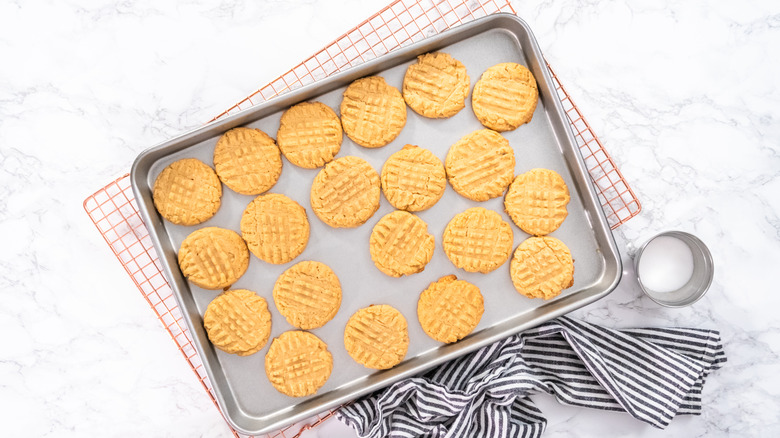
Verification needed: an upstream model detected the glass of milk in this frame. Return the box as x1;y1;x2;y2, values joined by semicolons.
633;231;714;307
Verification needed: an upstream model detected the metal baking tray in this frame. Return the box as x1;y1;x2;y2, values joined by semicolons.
131;13;621;435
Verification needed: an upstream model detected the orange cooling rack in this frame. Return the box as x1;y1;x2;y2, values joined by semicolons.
83;1;640;436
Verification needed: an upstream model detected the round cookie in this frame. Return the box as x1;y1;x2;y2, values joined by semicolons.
402;52;470;118
152;158;222;226
504;168;570;236
273;261;342;330
417;275;484;343
240;193;310;265
178;227;249;290
340;76;407;148
510;236;574;300
265;331;333;397
471;62;539;132
310;156;381;228
344;304;408;370
213;127;282;195
381;144;446;212
442;207;514;274
445;129;515;201
277;102;343;169
203;289;272;356
369;211;435;277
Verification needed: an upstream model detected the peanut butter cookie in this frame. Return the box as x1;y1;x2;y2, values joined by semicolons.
344;304;408;370
240;193;310;265
277;102;342;169
265;331;333;397
442;207;514;273
310;156;380;228
369;210;435;277
340;76;406;148
153;158;221;226
203;289;271;356
402;52;470;118
418;275;483;343
472;62;538;132
445;129;515;201
273;261;341;330
178;227;249;290
510;236;574;300
213;127;282;195
504;168;570;236
381;145;446;212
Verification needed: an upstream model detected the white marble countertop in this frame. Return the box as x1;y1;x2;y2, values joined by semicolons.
1;0;778;436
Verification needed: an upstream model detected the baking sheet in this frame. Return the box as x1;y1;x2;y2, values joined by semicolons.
131;14;621;435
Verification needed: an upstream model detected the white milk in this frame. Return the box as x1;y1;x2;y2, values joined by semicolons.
637;236;694;293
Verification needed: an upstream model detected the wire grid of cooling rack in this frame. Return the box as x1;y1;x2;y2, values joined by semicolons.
84;1;640;436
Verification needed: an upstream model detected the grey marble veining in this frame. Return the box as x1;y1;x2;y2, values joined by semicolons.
0;0;778;437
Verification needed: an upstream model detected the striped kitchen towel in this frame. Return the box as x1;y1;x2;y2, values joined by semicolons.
338;316;726;437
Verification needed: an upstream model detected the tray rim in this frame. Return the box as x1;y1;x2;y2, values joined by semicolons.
131;13;622;435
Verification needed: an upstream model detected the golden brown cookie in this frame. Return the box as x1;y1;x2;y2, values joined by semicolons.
442;207;514;273
240;193;309;265
213;127;282;195
344;304;408;369
152;158;222;226
417;275;484;343
369;211;435;277
203;289;272;356
445;129;515;201
510;236;574;300
472;62;538;132
277;102;343;169
504;168;570;236
178;227;249;290
265;331;333;397
310;156;380;228
273;261;342;330
381;144;446;212
402;52;470;118
340;76;407;148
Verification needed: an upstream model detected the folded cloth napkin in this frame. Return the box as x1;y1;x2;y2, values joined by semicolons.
338;316;726;438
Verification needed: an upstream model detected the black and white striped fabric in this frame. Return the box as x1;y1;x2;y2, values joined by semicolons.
338;316;726;438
